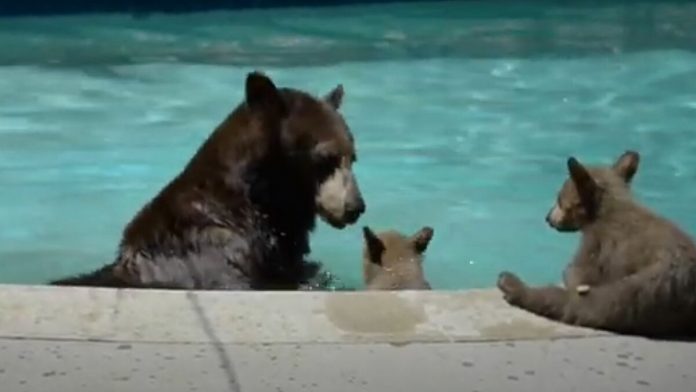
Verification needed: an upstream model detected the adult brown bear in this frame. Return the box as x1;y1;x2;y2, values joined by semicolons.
51;71;365;290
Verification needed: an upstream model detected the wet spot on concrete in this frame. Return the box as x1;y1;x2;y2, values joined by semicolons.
524;370;535;375
19;380;26;385
270;355;278;361
462;361;474;367
117;344;132;350
637;380;650;386
164;356;175;360
617;353;630;359
42;371;56;377
635;356;644;361
59;372;67;376
507;375;519;381
616;362;628;367
115;376;130;382
325;293;426;334
596;370;605;376
0;369;5;374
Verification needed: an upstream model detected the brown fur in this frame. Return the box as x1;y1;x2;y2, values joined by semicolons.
497;151;696;338
362;226;433;290
51;71;366;290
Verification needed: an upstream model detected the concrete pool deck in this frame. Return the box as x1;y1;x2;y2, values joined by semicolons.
0;284;694;391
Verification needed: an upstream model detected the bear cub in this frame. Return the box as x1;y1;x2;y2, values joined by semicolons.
498;150;696;338
361;226;434;290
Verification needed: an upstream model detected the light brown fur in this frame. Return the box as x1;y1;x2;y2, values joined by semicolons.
362;226;433;290
497;150;696;338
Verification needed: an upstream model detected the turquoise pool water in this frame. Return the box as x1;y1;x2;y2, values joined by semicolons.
2;1;696;289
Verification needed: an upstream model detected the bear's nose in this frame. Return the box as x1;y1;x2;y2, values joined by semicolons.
545;211;554;226
345;198;365;223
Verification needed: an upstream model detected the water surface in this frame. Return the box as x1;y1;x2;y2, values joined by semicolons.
1;1;696;289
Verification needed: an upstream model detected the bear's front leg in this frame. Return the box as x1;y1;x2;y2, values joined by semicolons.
497;271;571;322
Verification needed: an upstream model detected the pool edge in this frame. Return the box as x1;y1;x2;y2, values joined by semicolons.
0;284;608;344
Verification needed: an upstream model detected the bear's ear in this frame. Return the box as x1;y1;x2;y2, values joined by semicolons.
612;150;640;184
324;84;344;110
363;226;384;266
412;226;434;254
567;157;599;212
245;71;288;117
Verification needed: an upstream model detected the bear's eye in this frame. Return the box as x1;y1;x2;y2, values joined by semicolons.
313;153;340;177
324;155;341;169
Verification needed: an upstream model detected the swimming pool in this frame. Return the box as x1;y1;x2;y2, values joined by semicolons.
1;1;696;289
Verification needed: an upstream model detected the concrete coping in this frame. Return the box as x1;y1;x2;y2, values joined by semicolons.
0;284;607;345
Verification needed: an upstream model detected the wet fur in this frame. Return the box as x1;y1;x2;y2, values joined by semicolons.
498;151;696;338
362;226;433;290
51;72;363;290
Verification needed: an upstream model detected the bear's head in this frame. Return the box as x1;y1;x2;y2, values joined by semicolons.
244;71;365;229
546;150;640;232
361;226;434;290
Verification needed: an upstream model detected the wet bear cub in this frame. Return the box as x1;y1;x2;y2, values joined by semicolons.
497;151;696;338
361;226;434;290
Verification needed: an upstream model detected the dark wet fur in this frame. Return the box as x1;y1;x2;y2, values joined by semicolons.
498;151;696;339
51;72;359;291
51;264;126;288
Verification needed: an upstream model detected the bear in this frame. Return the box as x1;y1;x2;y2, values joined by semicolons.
51;71;366;290
497;150;696;338
361;226;434;290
